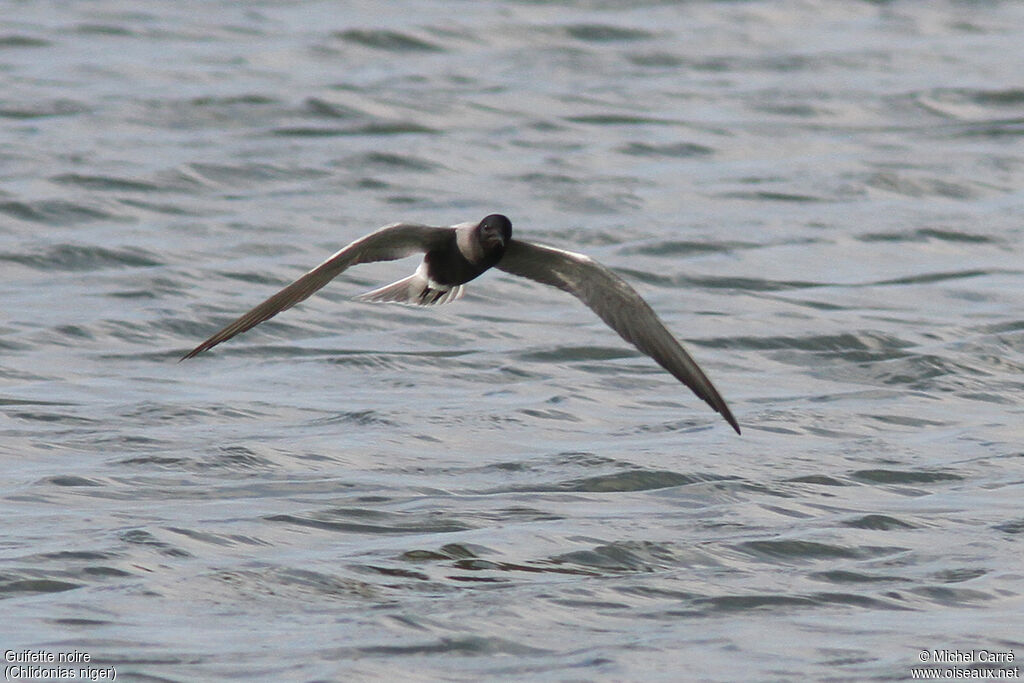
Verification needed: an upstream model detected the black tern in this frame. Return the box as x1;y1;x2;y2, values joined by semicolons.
182;214;740;433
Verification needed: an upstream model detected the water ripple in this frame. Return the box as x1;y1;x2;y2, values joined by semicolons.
0;199;118;225
2;244;161;271
333;29;445;53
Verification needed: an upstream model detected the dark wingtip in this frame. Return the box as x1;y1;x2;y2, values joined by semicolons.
712;397;741;435
726;414;741;435
178;343;209;362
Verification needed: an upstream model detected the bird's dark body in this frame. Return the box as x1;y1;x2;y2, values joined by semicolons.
425;213;511;285
424;236;493;286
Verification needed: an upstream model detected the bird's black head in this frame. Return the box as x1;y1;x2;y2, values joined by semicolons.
478;214;512;252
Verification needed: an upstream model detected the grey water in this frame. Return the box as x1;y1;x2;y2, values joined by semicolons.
2;1;1022;680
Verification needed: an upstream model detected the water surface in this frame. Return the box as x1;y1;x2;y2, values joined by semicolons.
2;1;1022;680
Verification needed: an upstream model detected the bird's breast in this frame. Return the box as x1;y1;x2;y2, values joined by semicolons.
424;248;492;286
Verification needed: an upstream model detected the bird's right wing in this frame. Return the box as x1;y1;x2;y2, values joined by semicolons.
181;223;450;360
497;239;739;433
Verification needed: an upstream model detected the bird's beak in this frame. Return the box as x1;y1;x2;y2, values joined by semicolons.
482;228;506;248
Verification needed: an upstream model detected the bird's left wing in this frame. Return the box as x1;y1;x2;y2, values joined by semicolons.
181;223;449;359
496;239;740;433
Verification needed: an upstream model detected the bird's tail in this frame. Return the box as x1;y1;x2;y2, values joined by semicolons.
356;272;464;306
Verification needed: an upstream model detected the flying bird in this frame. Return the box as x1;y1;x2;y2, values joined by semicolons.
182;214;740;433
